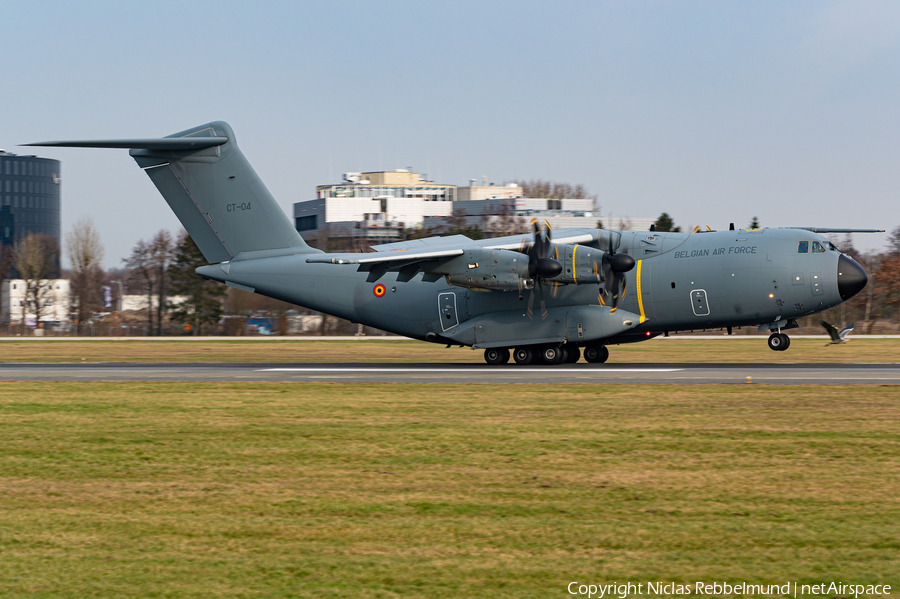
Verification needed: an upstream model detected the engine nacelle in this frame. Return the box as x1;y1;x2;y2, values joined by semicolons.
433;249;530;291
548;244;603;285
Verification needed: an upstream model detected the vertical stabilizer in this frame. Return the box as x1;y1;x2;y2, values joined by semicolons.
129;121;318;262
27;121;320;263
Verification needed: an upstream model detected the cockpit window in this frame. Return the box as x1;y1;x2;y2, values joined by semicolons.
798;241;809;253
812;241;825;253
827;241;838;251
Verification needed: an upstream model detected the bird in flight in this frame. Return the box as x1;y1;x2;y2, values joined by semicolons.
820;320;854;345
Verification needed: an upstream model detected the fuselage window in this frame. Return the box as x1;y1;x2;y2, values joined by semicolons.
812;241;825;253
798;241;809;253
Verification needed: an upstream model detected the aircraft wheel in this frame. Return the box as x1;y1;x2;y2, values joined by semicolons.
584;344;609;364
563;344;581;363
513;347;535;365
558;347;569;364
484;348;510;365
539;345;562;365
767;333;789;351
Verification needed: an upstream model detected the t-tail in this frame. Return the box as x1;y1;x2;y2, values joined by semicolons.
26;121;321;263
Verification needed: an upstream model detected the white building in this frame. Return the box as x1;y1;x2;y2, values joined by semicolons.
296;170;657;244
119;294;187;312
423;198;656;236
296;170;460;237
456;181;523;202
1;279;69;324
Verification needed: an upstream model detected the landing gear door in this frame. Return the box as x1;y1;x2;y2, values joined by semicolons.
438;292;459;331
566;307;586;341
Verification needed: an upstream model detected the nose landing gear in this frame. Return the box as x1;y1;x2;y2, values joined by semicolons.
583;344;609;363
767;333;791;351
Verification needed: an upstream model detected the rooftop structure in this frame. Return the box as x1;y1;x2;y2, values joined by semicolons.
316;170;456;202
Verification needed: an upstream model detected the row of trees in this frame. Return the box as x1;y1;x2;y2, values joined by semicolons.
4;220;226;335
651;213;761;233
838;228;900;333
120;228;226;335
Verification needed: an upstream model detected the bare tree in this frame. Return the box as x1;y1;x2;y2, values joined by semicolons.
66;217;105;334
12;234;59;328
887;225;900;257
150;230;175;335
510;179;599;203
124;239;155;334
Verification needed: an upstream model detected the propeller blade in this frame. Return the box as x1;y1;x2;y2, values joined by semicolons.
536;281;548;320
526;287;535;319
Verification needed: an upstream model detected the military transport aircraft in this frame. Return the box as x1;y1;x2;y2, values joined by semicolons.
27;121;880;365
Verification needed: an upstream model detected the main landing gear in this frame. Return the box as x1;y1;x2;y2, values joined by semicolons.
767;333;791;351
484;343;600;365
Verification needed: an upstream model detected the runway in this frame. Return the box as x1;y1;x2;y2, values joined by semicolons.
1;362;899;384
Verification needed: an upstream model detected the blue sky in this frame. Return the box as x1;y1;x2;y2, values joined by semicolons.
2;1;899;266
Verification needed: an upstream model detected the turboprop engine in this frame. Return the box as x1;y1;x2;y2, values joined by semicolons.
546;244;604;285
434;249;532;291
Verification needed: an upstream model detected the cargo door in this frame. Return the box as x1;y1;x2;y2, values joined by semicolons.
438;292;459;331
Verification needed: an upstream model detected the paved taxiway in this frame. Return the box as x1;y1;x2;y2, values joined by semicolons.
1;362;899;384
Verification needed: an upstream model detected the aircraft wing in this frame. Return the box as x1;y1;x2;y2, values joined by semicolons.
369;235;474;252
306;248;465;282
787;227;885;233
306;249;463;265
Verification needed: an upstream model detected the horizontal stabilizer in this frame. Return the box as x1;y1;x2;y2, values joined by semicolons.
23;137;227;151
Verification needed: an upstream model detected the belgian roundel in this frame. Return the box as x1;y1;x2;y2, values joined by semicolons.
373;284;386;297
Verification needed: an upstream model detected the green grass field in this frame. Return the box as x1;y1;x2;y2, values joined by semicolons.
0;336;898;363
0;382;897;597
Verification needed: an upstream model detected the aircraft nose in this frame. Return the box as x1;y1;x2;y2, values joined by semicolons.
837;254;867;301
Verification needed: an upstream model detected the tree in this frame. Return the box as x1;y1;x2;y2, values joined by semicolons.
749;216;760;229
150;230;175;335
12;233;59;327
886;225;900;257
509;179;601;213
65;217;105;334
879;256;900;326
167;233;226;335
124;239;155;333
510;179;598;202
653;213;681;232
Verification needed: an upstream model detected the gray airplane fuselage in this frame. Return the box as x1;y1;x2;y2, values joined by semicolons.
198;226;861;346
27;120;869;352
